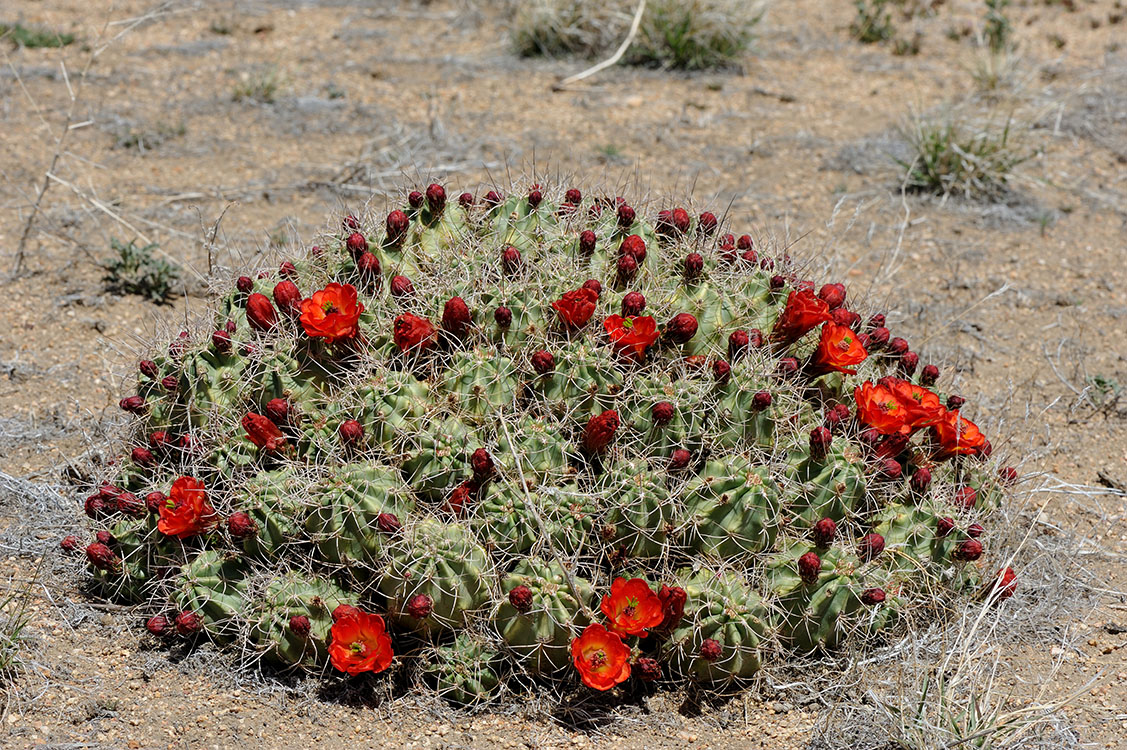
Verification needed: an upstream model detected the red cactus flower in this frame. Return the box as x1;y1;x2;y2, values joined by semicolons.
299;283;364;344
604;315;659;360
931;409;987;459
808;323;868;375
582;410;619;453
242;412;287;452
393;313;438;353
989;567;1018;600
571;623;631;691
328;608;394;675
770;289;832;346
157;476;217;539
854;381;912;436
601;577;664;637
552;287;599;330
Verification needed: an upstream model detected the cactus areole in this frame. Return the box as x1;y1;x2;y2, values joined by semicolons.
82;180;1015;702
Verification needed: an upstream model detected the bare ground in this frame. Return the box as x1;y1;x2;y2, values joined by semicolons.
1;0;1126;747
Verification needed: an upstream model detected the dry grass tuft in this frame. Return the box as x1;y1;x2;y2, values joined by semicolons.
510;0;768;70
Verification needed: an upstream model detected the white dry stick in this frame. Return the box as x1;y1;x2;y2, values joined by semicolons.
552;0;647;91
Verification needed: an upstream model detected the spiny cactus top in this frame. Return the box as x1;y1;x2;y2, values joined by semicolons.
80;181;1019;704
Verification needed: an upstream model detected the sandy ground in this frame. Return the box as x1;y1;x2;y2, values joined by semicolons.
1;0;1126;747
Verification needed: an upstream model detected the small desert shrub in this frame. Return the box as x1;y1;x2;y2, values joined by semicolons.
114;121;186;152
896;107;1033;199
511;0;767;70
100;238;181;303
232;67;284;104
851;0;895;43
0;22;75;48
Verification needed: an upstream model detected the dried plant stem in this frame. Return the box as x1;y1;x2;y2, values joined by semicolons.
552;0;647;91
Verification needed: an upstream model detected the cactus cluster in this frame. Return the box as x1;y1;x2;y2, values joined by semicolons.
77;180;1018;704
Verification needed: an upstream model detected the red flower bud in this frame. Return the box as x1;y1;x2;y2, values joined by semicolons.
471;448;495;482
345;232;368;257
242;412;287;452
332;604;360;622
727;330;750;361
619;234;646;262
531;350;555;375
501;245;521;275
798;551;822;584
946;395;966;410
776;357;799;378
657;585;687;632
920;364;939;386
578;230;597;256
442;296;473;338
899;351;919;377
621;291;646;316
146;615;172;637
406;593;434;620
664;313;698;345
565;188;582;204
812;517;837;547
339;419;364;448
145;491;166;513
700;638;722;662
869;326;891;349
999;466;1018;485
459;192;475;208
652;401;675;426
393;312;437;352
343;215;360;231
356;252;381;287
877;458;903;480
860;533;885;560
809;426;832;461
446;481;473;515
273;280;302;315
669;448;692;472
174;610;203;636
527;187;542;208
86;542;118;571
408;190;424;209
119;396;145;414
954;486;977;509
617;203;635;228
713;358;731;384
508;585;534;613
139;360;159;379
698;212;718;235
582;410;619;453
818;283;847;310
246;293;278;332
635;657;662;682
60;535;80;553
751;390;772;411
131;446;156;467
265;398;289;424
289;615;312;638
582;278;602;297
390;275;415;298
684;252;704;281
831;307;861;329
737;234;753;250
160;375;179;393
376;513;402;534
888;337;909;356
386;210;409;245
936;517;956;537
494;306;512;328
227;511;257;540
482;190;501;208
954;539;983;561
861;588;886;605
967;523;984;538
671;207;691;234
279;261;297;278
910;467;932;494
425;183;446;214
212;329;232;353
236;275;254;294
96;530;113;545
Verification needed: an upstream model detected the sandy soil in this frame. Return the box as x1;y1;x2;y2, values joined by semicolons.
1;0;1126;747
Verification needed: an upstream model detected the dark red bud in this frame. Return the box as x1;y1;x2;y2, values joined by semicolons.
582;278;602;297
531;350;555;375
406;593;434;620
96;530;113;545
386;210;410;244
911;467;932;494
85;542;117;571
246;293;278;333
699;638;722;662
408;190;424;209
212;329;232;353
338;419;364;447
946;395;966;411
442;296;472;337
501;245;522;275
289;615;311;638
861;588;887;605
139;360;158;379
131;446;156;467
751;391;772;411
920;364;939;386
146;615;172;637
278;261;297;278
878;458;903;481
459;192;475;208
776;357;799;379
119;396;146;414
728;329;749;361
616;253;638;281
936;516;956;537
809;426;832;461
273;280;302;315
798;551;822;584
227;511;257;540
508;585;534;613
565;188;582;204
345;232;368;257
669;448;692;472
145;491;165;513
999;466;1018;485
621;291;646;316
376;513;402;534
635;657;662;682
527;188;542;208
697;212;718;235
617;203;635;228
482;190;501;208
967;523;985;538
652;401;675;426
860;533;885;560
471;447;495;482
955;539;983;561
888;337;909;356
356;252;381;286
684;252;704;281
174;610;203;636
664;313;698;345
578;230;597;256
494;306;512;329
812;517;837;547
425;183;446;214
869;327;890;348
954;486;977;509
899;351;919;376
60;535;80;552
818;283;847;310
390;275;414;298
712;359;731;385
868;314;886;329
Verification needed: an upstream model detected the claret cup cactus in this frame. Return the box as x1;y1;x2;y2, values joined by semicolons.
78;180;1019;702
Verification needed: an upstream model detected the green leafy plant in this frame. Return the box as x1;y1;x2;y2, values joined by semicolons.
984;0;1011;54
232;67;284;104
852;0;895;43
0;22;75;48
100;238;181;303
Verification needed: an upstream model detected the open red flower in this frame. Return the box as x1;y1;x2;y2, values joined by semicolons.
328;608;393;675
600;577;664;637
888;378;944;430
604;315;659;359
855;381;911;435
393;313;438;353
242;412;287;452
552;287;599;329
770;289;832;346
300;283;364;343
808;323;867;375
157;476;217;539
931;409;987;459
571;623;631;691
